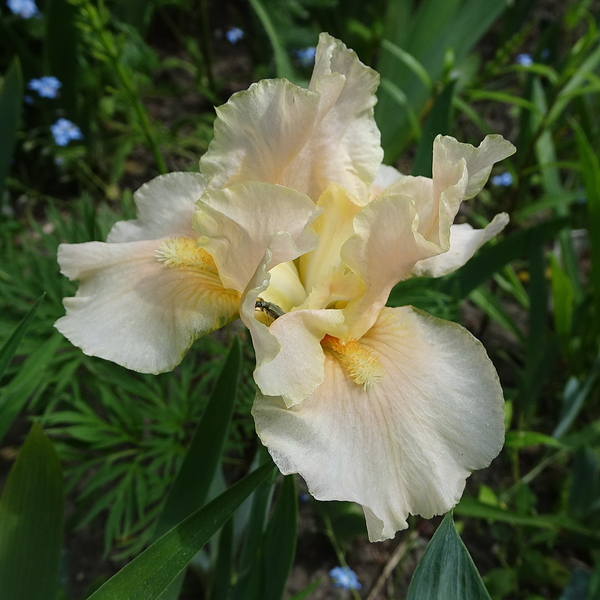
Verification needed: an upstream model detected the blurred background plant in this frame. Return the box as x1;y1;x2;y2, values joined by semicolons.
1;0;600;599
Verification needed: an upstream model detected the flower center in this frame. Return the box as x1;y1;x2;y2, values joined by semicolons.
321;334;383;389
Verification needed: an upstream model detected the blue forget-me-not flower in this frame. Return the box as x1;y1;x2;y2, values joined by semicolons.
51;118;83;146
225;27;244;44
516;53;533;67
491;172;513;187
329;566;362;590
7;0;39;18
295;47;317;67
29;76;62;99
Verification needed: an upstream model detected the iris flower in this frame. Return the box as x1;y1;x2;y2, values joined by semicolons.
56;33;515;541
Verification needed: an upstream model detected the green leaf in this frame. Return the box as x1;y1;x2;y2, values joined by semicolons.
155;337;242;537
0;423;64;600
208;517;234;600
455;497;600;539
406;512;491;600
260;475;298;600
0;295;44;381
230;448;277;600
247;0;296;81
155;338;241;600
412;80;456;178
376;0;508;161
504;431;565;450
549;254;574;347
0;57;23;204
88;462;275;600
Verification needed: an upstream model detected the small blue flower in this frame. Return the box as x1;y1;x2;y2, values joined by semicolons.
329;566;361;590
226;27;244;44
51;118;83;146
29;76;62;99
516;53;533;67
491;172;513;187
7;0;39;18
295;47;316;68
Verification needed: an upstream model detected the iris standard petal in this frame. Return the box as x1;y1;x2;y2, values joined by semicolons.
200;35;381;202
253;306;505;542
108;172;206;243
340;193;436;338
194;181;320;293
56;239;240;373
435;134;517;199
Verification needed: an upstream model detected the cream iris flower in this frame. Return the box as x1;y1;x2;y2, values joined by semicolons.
56;33;515;542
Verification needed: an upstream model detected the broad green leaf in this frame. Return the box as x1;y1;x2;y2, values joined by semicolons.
380;39;433;92
412;80;456;178
406;513;491;600
247;0;296;81
0;423;64;600
0;57;23;203
46;0;79;119
88;462;275;600
208;518;234;600
0;295;44;381
155;338;242;537
230;448;277;600
260;475;298;600
155;338;242;600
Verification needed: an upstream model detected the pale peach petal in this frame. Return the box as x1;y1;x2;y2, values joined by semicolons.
55;239;239;373
370;164;403;200
107;172;205;243
411;213;509;277
340;193;436;338
200;34;381;202
194;181;320;293
253;306;505;541
436;134;516;199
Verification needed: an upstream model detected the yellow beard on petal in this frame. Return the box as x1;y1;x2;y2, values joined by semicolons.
156;237;217;270
156;237;241;319
321;334;384;390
